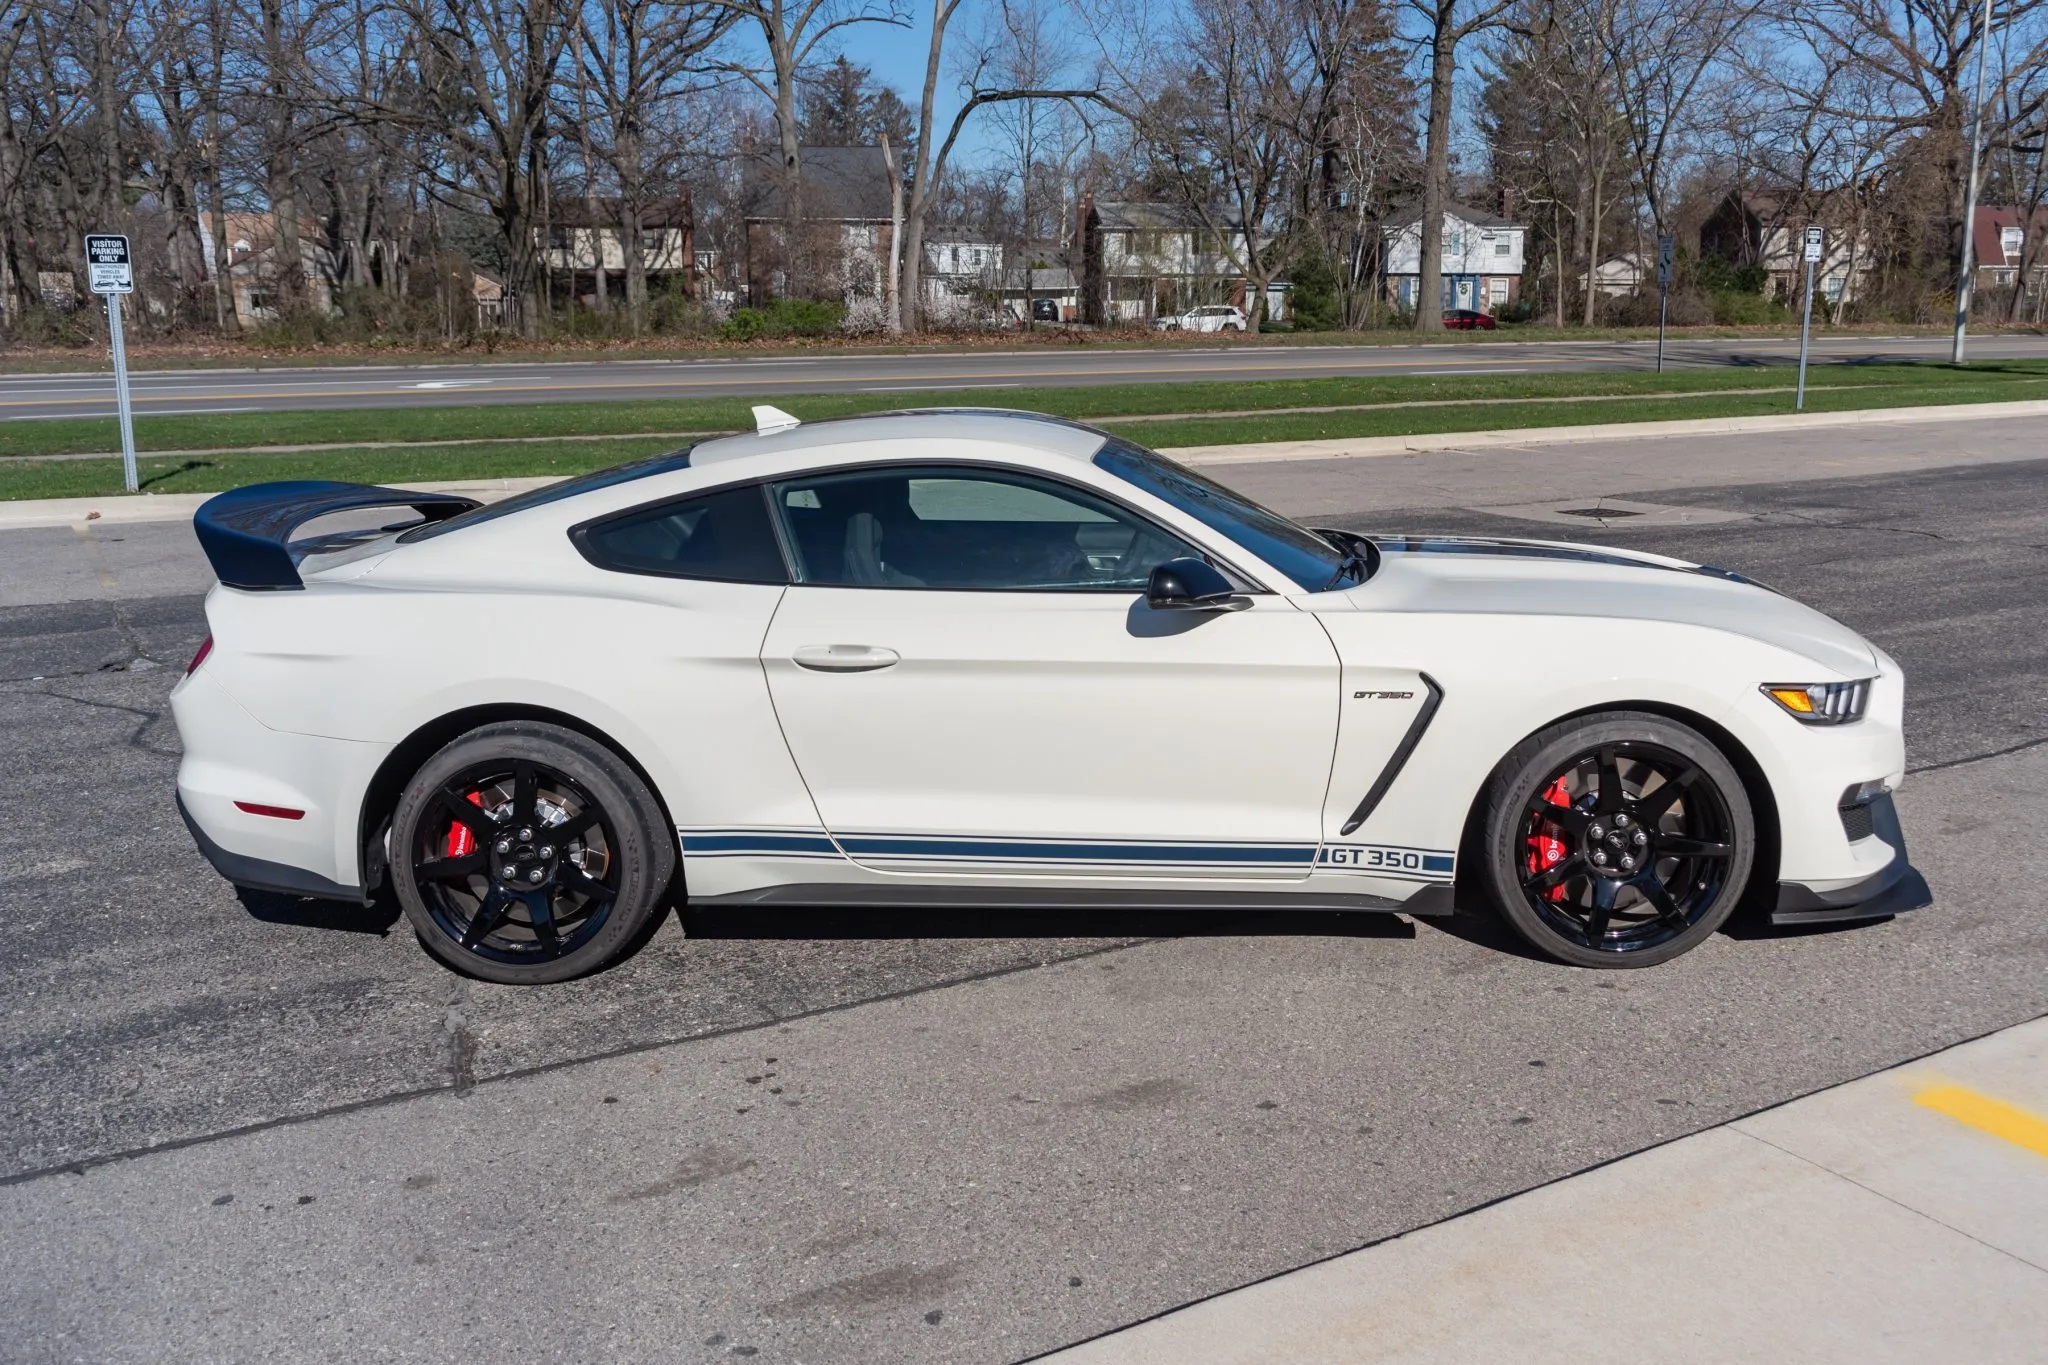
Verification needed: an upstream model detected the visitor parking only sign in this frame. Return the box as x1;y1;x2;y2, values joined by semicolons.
86;234;133;294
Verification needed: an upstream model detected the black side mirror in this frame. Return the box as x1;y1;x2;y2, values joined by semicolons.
1146;557;1240;610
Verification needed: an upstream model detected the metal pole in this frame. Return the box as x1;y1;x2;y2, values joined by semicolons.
1656;284;1669;372
1797;254;1816;411
108;293;138;493
1952;0;1996;363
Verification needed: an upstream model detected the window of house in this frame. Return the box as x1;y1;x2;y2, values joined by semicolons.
574;483;787;584
2002;226;2025;258
1494;239;1512;256
768;466;1200;592
548;226;572;250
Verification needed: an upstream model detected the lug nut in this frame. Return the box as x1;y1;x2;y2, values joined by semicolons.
1633;830;1648;847
538;845;554;859
1591;850;1609;867
1614;813;1630;828
500;864;517;879
494;839;512;855
526;868;546;884
1588;823;1605;840
518;827;534;841
1620;855;1637;871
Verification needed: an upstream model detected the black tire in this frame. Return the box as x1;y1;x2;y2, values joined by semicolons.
389;721;675;985
1476;712;1755;969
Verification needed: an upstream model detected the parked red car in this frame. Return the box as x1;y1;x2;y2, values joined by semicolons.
1443;309;1498;330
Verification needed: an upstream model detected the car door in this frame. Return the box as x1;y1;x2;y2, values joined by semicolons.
757;463;1343;880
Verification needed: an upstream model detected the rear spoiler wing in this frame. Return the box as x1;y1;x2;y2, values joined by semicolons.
193;480;480;590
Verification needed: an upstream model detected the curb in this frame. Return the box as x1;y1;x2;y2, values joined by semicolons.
1167;397;2048;465
5;397;2044;530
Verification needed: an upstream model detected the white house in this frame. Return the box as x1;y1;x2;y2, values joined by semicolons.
1079;201;1285;324
1381;202;1527;315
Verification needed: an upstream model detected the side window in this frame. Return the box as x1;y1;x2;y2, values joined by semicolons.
769;465;1200;591
575;484;787;584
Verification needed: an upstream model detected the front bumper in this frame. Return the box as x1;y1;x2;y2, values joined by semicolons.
1771;792;1930;927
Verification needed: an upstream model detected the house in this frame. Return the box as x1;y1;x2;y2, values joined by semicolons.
540;196;695;308
998;241;1080;321
201;211;339;328
1078;200;1285;325
1583;252;1650;297
1970;205;2048;291
1379;202;1526;314
741;145;897;305
1699;190;1871;305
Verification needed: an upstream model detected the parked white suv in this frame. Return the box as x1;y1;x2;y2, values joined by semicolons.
1153;305;1247;333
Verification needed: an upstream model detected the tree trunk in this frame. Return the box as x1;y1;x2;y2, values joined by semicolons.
1552;201;1565;329
1413;16;1457;331
1582;166;1603;328
881;133;903;334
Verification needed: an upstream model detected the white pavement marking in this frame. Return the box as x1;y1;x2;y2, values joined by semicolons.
1040;1016;2048;1365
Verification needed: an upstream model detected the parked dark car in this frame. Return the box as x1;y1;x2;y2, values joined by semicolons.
1031;298;1061;321
1443;309;1498;330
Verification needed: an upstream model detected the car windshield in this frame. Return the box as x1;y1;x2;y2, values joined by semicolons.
1094;438;1354;591
397;447;695;542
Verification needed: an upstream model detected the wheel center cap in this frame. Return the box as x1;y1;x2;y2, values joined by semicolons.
1583;814;1650;875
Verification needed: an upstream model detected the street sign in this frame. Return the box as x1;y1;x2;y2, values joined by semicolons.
1804;226;1824;263
86;234;133;294
1797;229;1822;411
87;233;140;491
1656;235;1674;287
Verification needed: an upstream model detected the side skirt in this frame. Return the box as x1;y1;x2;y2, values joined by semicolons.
690;882;1452;915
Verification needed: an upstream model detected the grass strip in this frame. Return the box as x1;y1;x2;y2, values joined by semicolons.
7;359;2046;459
7;378;2045;501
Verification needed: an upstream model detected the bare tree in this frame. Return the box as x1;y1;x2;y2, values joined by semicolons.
1409;0;1515;329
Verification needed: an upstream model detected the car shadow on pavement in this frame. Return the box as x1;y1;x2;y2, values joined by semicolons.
677;904;1417;943
236;886;402;936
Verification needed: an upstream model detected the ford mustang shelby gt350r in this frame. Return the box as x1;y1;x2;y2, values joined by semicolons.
172;408;1928;983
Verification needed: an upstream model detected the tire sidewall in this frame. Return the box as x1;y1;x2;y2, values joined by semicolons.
1481;713;1756;969
390;722;675;985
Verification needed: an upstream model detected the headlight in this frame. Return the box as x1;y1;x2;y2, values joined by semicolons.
1762;679;1873;724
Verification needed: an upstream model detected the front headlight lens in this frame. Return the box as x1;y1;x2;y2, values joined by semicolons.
1763;679;1873;724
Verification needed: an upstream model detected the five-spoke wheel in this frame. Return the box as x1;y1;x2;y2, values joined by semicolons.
390;721;674;984
1479;712;1755;968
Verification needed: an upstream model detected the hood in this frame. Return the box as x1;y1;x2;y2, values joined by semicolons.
1348;534;1878;678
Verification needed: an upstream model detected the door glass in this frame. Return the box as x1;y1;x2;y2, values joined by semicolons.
770;466;1197;591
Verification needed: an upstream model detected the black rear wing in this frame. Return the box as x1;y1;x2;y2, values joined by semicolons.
193;481;480;590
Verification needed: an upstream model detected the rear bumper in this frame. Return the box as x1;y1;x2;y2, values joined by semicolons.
1771;792;1929;927
177;794;369;903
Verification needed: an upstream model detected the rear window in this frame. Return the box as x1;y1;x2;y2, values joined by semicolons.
398;448;694;543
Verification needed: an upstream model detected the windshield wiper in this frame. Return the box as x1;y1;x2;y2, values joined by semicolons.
1317;529;1379;591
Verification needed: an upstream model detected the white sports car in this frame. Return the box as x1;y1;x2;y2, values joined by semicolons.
172;408;1927;984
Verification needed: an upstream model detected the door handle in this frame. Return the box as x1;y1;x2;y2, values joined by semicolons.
792;644;901;673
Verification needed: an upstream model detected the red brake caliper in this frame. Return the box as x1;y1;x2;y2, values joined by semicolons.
1527;777;1573;902
445;791;485;858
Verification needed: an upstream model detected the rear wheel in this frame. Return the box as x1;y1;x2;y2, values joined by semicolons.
390;721;674;984
1477;712;1755;968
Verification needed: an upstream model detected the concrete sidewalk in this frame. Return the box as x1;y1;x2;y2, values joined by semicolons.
1040;1016;2048;1364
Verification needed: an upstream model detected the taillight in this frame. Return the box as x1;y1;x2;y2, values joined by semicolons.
187;635;214;675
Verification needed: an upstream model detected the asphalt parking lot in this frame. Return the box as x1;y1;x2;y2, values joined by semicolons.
2;418;2045;1362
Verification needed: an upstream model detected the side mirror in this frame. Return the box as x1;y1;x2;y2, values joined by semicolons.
1146;557;1240;610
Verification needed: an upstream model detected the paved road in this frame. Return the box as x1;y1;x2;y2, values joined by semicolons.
7;332;2048;420
2;418;2045;1362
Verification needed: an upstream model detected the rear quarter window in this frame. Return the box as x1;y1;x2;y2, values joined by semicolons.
574;484;788;584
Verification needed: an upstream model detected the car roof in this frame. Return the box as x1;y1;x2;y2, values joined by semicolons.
689;408;1115;468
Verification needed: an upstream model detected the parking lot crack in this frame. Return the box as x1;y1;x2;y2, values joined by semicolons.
1909;734;2048;775
442;977;478;1093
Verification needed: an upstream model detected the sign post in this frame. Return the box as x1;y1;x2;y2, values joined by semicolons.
1655;235;1674;373
1796;226;1822;413
86;234;138;494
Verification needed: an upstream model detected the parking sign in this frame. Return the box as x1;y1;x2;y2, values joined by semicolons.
86;234;133;294
1804;226;1824;263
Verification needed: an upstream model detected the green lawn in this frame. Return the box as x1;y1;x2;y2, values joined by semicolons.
8;359;2048;460
7;360;2045;500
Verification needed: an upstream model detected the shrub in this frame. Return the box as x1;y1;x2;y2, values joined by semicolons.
718;297;845;341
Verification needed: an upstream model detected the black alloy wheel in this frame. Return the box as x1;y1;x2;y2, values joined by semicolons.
1479;712;1756;969
390;721;674;984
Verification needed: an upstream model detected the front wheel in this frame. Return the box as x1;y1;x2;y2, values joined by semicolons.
1476;712;1755;968
389;721;675;984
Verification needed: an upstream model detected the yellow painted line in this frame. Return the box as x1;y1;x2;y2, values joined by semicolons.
1915;1083;2048;1159
0;355;1602;409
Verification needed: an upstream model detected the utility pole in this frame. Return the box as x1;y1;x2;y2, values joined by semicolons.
1952;0;1996;363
